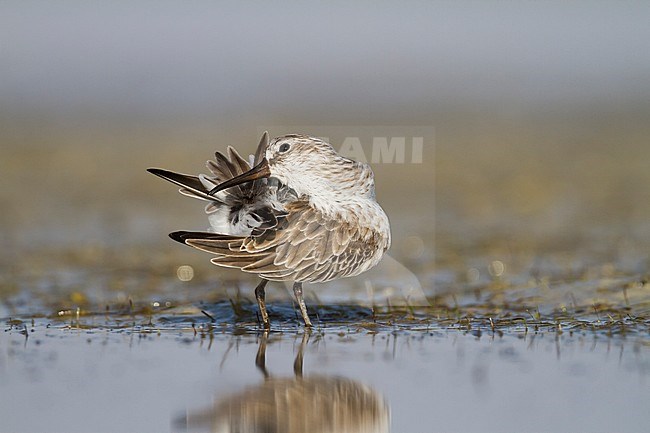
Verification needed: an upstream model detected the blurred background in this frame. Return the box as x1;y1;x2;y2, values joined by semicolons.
1;1;649;311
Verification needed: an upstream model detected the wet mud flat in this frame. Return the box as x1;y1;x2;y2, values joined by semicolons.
2;291;650;433
2;115;650;432
2;219;650;433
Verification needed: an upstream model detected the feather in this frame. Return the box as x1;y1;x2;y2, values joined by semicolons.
149;133;391;284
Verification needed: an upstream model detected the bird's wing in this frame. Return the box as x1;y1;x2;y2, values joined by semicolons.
147;168;220;202
253;131;269;165
205;146;256;198
204;132;269;198
171;201;383;283
148;145;259;203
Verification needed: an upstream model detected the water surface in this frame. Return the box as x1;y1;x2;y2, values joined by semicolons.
2;320;648;433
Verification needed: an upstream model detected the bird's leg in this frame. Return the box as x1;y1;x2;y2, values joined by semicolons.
292;282;313;327
254;279;270;329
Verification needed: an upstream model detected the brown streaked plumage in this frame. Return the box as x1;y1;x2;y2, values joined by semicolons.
147;132;391;327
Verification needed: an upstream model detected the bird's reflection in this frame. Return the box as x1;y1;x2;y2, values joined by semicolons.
175;331;390;433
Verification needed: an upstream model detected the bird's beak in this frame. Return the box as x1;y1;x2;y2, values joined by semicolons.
208;158;271;196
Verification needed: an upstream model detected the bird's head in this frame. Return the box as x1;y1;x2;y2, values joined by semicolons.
209;134;375;201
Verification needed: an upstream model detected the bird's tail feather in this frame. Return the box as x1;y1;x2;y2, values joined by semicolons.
147;134;269;203
147;132;274;236
146;168;221;203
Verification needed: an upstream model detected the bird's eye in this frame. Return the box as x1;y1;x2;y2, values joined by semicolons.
279;143;291;153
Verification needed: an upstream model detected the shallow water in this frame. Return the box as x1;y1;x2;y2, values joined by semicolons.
2;120;650;432
2;124;650;432
2;320;648;433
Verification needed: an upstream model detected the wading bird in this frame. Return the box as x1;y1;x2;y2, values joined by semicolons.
148;132;390;327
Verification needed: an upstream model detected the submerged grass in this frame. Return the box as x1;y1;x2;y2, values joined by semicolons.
2;240;648;342
4;289;649;343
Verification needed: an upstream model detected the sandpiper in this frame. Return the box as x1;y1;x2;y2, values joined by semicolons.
148;132;391;327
